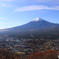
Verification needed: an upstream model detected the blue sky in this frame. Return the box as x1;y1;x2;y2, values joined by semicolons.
0;0;59;29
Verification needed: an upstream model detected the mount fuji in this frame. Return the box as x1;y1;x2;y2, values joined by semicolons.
0;18;59;38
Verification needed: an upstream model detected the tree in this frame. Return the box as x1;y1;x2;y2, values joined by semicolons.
44;50;58;59
28;52;43;59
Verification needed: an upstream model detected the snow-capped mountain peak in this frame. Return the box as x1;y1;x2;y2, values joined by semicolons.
33;18;43;22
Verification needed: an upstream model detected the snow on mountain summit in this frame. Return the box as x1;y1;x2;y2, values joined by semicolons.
33;18;43;22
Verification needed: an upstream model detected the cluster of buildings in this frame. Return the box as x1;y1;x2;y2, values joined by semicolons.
0;35;59;54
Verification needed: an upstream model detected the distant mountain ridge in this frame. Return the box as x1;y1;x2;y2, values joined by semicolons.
0;18;59;38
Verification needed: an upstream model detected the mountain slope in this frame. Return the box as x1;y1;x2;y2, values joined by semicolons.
11;18;58;30
0;18;59;38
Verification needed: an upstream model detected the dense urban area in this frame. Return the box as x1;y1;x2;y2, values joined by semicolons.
0;35;59;59
0;35;59;55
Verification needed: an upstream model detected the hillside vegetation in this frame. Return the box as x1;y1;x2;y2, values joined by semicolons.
0;49;59;59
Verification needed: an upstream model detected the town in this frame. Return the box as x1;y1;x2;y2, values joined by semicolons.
0;35;59;55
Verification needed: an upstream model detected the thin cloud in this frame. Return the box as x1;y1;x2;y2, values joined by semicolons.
3;0;13;1
1;3;11;7
0;17;7;19
0;0;13;2
14;5;59;12
37;0;52;2
37;0;59;3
